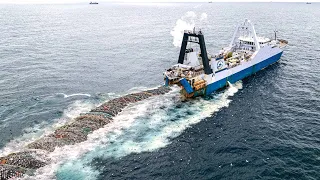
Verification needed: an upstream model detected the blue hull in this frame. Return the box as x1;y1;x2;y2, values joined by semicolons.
204;51;283;96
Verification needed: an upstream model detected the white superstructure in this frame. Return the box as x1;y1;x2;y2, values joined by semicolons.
164;19;287;98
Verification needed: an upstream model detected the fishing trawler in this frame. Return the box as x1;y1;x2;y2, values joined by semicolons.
164;19;288;98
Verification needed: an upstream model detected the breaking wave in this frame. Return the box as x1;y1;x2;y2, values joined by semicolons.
171;11;208;47
56;93;92;98
20;81;242;180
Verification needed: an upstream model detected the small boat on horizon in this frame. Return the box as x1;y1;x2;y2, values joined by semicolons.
306;2;311;4
89;2;98;4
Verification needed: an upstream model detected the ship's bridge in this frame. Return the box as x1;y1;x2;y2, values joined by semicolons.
236;36;271;51
239;36;270;44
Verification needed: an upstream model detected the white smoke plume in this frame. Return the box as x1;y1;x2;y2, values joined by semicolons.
200;13;208;22
170;11;208;47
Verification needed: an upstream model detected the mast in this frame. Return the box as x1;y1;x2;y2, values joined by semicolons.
229;19;260;51
229;24;240;48
247;19;260;50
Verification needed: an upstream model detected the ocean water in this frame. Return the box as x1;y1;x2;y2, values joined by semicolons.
0;2;319;180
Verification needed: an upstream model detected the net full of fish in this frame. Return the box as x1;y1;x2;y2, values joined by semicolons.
0;86;171;180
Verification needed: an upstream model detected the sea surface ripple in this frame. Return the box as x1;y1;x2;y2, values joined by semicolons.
0;2;319;180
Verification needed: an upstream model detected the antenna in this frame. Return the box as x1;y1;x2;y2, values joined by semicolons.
274;30;278;41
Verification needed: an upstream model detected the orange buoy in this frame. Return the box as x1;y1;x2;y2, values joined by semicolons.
0;159;7;164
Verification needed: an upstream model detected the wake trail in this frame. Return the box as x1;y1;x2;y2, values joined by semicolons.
0;100;96;158
25;82;242;180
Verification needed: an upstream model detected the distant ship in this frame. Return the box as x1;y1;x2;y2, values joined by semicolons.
306;2;311;4
164;19;288;98
89;2;98;4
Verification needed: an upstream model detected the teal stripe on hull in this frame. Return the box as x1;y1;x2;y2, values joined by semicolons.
204;51;283;96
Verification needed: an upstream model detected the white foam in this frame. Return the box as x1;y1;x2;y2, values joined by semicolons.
20;90;163;180
26;82;242;180
0;100;96;157
127;86;150;93
56;93;91;98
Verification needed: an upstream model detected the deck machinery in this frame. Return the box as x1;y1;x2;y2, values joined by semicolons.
164;19;287;98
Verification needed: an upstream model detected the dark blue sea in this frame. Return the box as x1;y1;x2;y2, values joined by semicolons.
0;2;319;180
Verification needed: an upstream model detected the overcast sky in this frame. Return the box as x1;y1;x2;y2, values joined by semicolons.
0;0;317;4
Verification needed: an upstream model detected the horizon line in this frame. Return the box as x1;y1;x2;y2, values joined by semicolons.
0;1;318;4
